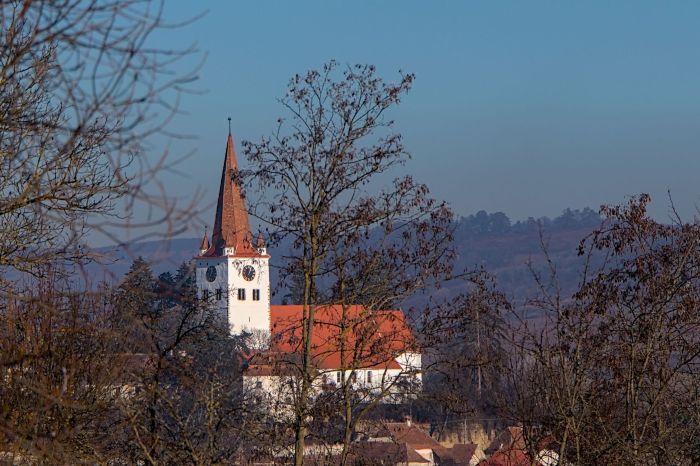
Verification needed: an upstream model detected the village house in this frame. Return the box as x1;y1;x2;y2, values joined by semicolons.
478;426;559;466
246;418;479;465
350;418;479;466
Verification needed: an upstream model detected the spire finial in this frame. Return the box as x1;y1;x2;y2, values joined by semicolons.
228;117;231;135
199;224;211;252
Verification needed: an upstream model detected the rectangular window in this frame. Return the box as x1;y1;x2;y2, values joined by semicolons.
336;371;341;384
216;288;222;301
238;288;246;300
367;371;373;384
202;289;209;301
253;289;260;301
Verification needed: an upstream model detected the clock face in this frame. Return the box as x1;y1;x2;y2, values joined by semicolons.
206;265;217;282
242;265;256;281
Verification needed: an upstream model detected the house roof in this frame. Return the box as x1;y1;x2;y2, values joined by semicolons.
349;441;431;464
358;423;476;466
268;304;417;370
199;231;210;251
434;443;478;466
379;422;443;450
478;449;535;466
244;305;417;375
486;426;525;454
481;426;551;466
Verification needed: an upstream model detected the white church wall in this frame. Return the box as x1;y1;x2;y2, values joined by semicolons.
396;351;423;384
194;254;271;336
195;257;229;320
243;363;421;412
226;256;270;334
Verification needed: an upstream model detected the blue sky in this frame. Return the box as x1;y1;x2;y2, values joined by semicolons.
150;1;700;234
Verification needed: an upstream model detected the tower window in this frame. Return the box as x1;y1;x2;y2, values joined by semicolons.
367;371;373;384
237;288;246;300
253;289;260;301
216;288;222;301
336;371;341;384
202;289;209;301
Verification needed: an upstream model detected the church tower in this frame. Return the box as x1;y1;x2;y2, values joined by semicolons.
194;129;270;336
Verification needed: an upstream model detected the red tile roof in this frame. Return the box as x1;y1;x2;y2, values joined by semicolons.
349;441;431;464
267;304;417;371
202;132;255;257
199;231;210;251
435;442;478;466
380;422;442;450
478;449;534;466
354;423;476;466
481;426;551;466
486;426;526;453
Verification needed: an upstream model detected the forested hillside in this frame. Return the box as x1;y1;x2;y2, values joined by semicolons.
447;207;602;304
100;207;603;305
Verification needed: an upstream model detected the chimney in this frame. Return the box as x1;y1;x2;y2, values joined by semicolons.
404;415;412;427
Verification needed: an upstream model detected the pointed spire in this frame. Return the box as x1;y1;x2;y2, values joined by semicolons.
199;226;210;251
210;129;252;255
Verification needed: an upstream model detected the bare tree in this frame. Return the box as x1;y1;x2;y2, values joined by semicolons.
0;2;205;462
111;258;252;465
419;272;509;426
505;194;700;465
0;272;125;463
0;0;200;277
243;60;455;465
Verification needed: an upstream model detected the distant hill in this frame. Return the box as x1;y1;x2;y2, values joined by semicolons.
94;208;602;305
89;237;203;283
447;207;601;305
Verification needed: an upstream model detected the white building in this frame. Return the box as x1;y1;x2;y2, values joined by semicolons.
195;130;421;402
194;130;270;335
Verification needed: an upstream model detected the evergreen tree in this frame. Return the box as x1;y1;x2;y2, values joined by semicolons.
117;257;155;314
113;257;156;353
155;271;176;308
173;261;197;305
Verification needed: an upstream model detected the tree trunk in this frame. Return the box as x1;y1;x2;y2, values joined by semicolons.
294;229;319;466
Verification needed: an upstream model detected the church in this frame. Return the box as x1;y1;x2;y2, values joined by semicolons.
194;130;421;399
